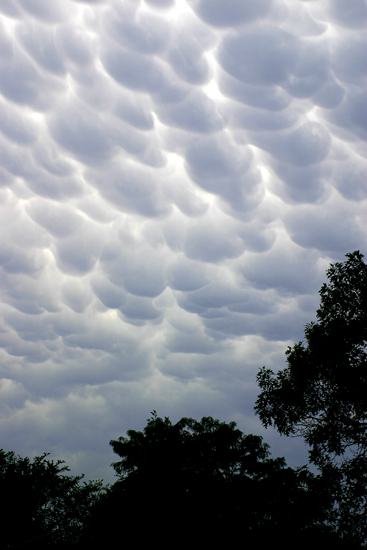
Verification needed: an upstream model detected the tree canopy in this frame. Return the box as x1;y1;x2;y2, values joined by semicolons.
78;412;347;547
0;450;103;549
255;250;367;543
2;251;366;547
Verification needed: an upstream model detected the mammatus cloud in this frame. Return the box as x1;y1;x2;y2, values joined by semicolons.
0;0;366;482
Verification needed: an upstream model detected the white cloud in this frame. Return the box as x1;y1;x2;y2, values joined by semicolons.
0;0;366;483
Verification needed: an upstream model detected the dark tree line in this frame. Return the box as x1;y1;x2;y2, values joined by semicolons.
255;250;367;544
0;450;102;549
1;251;366;548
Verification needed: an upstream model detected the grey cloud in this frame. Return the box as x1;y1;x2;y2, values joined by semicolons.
281;4;327;37
26;200;85;239
91;275;127;309
0;0;22;17
137;144;167;168
328;0;367;29
0;332;52;363
0;168;14;188
283;40;329;99
175;292;209;315
0;46;57;109
16;21;65;75
203;306;311;342
162;177;209;218
345;91;367;135
184;282;254;310
270;161;332;203
0;379;29;412
55;239;102;276
1;271;53;315
87;162;170;217
54;224;105;275
16;0;71;23
156;91;223;133
3;308;58;343
185;134;252;181
227;103;299;132
144;0;175;8
114;94;154;130
61;280;94;314
1;0;367;486
0;18;14;57
48;100;114;165
165;331;219;354
119;295;162;321
67;67;114;108
153;77;191;106
227;291;277;315
71;0;105;4
0;137;35;179
218;70;292;111
239;246;323;296
103;114;151;155
49;310;89;339
0;100;38;144
32;139;75;177
102;244;167;298
0;245;45;276
101;44;166;93
56;25;94;67
146;213;188;252
166;32;211;85
103;5;170;54
218;26;299;87
251;121;331;167
1;289;44;316
189;0;271;27
1;197;48;274
76;196;119;224
167;256;209;292
218;25;329;99
61;326;133;354
323;91;367;142
184;136;265;212
184;216;245;263
331;36;367;86
332;159;367;201
236;219;275;253
0;263;61;314
284;204;367;254
312;79;345;109
26;173;85;201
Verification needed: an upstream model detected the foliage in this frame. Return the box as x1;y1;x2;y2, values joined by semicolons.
255;251;367;543
0;450;103;549
81;413;341;547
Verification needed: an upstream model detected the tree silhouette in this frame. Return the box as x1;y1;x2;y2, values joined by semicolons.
83;413;342;547
0;450;102;549
255;251;367;544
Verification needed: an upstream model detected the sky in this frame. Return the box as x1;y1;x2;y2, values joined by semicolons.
0;0;366;484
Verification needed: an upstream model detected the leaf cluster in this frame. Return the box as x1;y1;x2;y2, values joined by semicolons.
0;450;103;549
84;412;337;547
255;251;367;543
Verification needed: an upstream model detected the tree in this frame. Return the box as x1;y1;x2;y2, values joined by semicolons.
255;251;367;543
84;413;341;547
0;450;103;549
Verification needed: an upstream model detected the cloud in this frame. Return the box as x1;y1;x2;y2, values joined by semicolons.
0;0;366;484
189;0;272;27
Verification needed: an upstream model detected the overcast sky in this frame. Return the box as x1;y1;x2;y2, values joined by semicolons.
1;0;366;483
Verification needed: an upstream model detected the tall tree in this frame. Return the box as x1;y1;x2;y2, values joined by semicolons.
0;450;103;549
84;413;340;547
255;251;367;543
